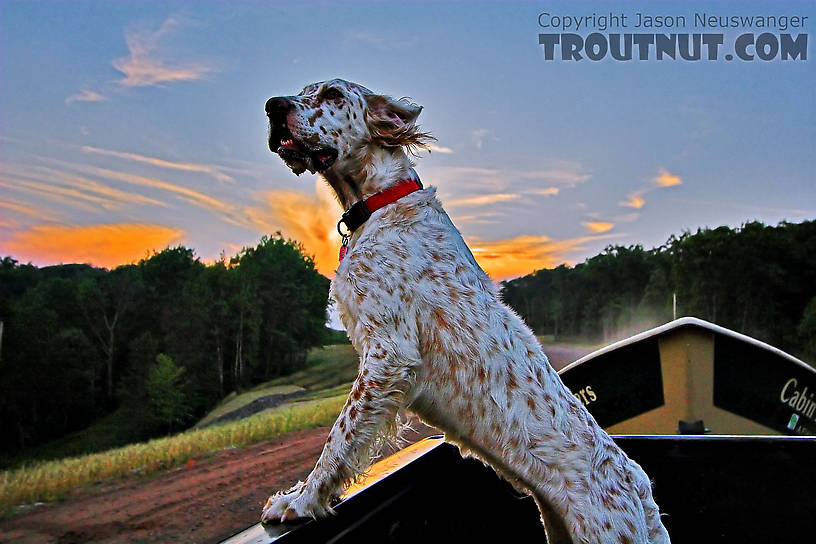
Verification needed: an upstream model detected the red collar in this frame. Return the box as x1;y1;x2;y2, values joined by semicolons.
337;177;423;261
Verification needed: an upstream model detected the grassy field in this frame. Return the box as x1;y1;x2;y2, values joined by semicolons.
194;384;305;428
195;344;359;428
266;344;359;391
0;344;359;513
0;394;346;511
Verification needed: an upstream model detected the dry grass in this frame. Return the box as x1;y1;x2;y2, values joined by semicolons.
0;394;346;509
1;343;360;512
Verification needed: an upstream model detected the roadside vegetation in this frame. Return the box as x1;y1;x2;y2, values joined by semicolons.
0;343;359;513
0;394;346;512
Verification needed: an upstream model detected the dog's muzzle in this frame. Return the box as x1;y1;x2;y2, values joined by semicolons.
265;97;338;172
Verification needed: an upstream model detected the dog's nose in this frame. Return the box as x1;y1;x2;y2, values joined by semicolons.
265;97;292;117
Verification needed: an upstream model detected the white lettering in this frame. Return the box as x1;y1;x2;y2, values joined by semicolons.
781;378;797;402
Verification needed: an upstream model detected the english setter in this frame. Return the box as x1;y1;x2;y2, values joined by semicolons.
261;79;670;544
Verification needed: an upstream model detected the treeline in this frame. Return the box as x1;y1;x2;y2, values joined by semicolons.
0;235;331;457
501;221;816;363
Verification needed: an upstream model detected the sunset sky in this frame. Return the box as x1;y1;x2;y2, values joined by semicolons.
1;0;814;281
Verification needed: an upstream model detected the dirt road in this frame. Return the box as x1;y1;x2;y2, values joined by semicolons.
0;427;331;544
0;421;443;544
0;345;589;544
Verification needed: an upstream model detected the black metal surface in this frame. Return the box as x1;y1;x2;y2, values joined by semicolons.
231;435;816;544
714;335;816;435
559;338;664;427
270;441;545;543
618;435;816;542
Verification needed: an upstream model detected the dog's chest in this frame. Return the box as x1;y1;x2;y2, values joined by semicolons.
330;203;451;339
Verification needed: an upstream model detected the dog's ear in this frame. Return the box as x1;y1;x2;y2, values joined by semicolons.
364;94;434;152
365;94;422;126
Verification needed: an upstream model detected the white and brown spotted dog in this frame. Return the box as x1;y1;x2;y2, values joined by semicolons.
261;78;670;544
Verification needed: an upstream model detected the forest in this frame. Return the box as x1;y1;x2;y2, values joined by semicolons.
501;220;816;364
0;235;330;461
2;220;815;464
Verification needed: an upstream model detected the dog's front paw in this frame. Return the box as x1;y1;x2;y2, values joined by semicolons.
261;481;330;524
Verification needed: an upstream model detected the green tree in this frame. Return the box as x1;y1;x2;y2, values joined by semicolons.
234;234;330;381
117;331;160;426
145;354;191;433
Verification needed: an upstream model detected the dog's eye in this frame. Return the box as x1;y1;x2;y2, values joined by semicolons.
323;88;343;100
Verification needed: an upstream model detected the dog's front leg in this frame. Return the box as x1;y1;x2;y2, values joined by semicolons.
261;338;417;523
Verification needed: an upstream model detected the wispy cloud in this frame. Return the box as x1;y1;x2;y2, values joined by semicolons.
113;16;215;87
472;128;490;149
84;165;239;220
620;168;683;210
622;192;646;209
0;199;58;222
654;169;682;187
65;89;107;104
81;146;234;183
516;168;592;188
32;157;245;226
2;164;167;212
451;212;501;225
468;232;621;280
527;187;560;196
427;143;454;154
430;162;591;205
430;166;506;191
1;177;97;213
447;193;520;208
583;221;614;233
1;223;184;268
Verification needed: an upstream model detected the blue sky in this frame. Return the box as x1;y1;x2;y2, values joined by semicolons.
1;0;813;279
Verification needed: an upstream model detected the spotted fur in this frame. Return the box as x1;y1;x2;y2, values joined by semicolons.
261;79;670;544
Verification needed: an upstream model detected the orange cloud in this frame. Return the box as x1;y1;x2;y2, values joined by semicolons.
451;211;500;225
468;233;619;280
654;169;682;187
447;193;520;207
242;180;623;280
582;221;614;233
244;181;341;277
2;223;184;269
528;187;560;196
623;193;645;209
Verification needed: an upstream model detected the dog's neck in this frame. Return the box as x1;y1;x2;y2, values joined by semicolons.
321;146;416;211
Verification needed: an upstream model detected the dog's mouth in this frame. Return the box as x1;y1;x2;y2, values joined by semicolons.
269;124;338;174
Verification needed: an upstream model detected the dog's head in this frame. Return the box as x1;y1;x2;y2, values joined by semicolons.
265;78;431;176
